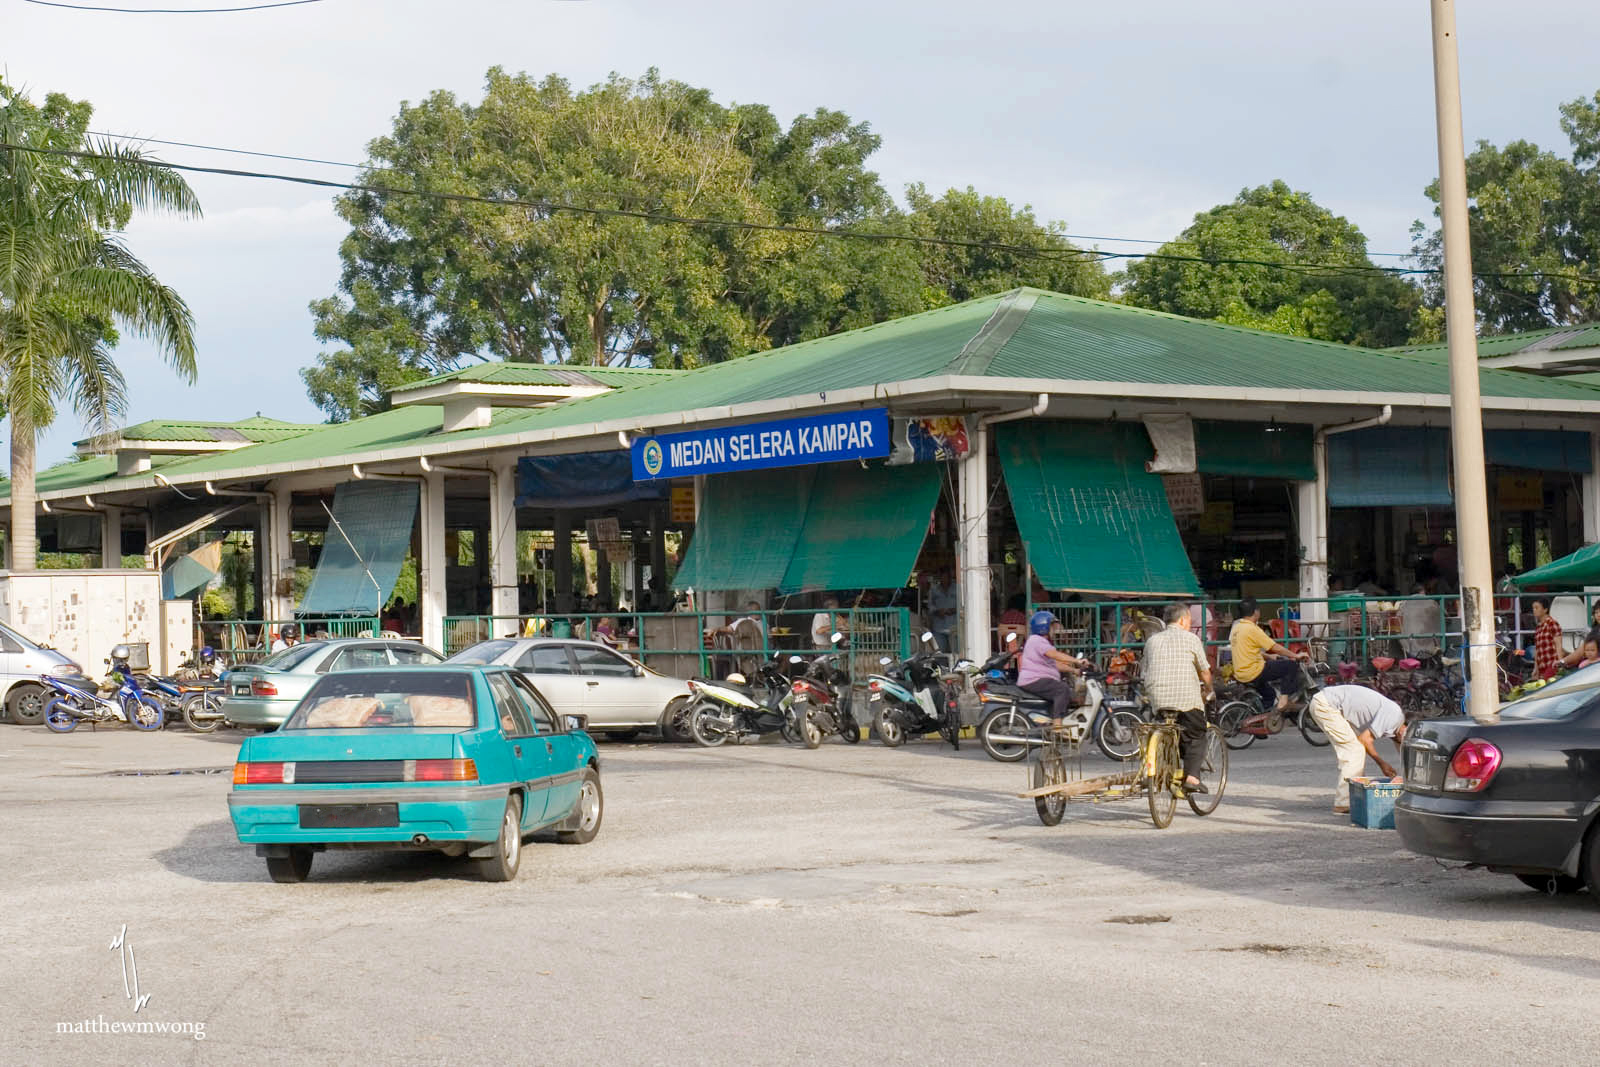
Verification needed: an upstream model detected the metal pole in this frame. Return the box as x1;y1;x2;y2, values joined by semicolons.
1430;0;1498;724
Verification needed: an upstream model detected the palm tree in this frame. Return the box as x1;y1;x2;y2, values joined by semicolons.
0;83;200;569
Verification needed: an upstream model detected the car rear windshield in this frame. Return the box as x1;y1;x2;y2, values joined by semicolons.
1502;670;1600;721
282;671;476;730
259;642;327;671
445;640;515;665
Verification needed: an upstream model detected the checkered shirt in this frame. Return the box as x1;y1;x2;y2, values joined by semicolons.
1535;615;1563;679
1142;626;1208;712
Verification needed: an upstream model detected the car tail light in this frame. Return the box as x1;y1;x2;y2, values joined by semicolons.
407;759;477;782
251;678;278;697
233;761;293;785
1445;738;1502;792
686;679;699;693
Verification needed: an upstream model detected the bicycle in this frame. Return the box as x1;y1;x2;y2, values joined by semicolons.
1020;708;1227;829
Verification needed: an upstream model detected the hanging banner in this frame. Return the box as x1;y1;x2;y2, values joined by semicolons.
670;485;696;523
631;408;889;480
1162;473;1205;518
886;416;971;465
1143;413;1196;473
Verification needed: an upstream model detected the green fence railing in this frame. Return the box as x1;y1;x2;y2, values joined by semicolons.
441;607;913;684
200;617;382;665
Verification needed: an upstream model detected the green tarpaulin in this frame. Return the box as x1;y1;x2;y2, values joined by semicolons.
1194;420;1315;481
1509;543;1600;588
999;420;1200;596
672;468;814;592
299;480;420;614
778;463;941;593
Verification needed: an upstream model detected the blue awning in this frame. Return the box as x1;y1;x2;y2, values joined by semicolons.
299;480;419;614
1327;426;1453;508
518;452;666;509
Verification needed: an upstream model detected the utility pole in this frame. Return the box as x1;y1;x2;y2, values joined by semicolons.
1430;0;1498;724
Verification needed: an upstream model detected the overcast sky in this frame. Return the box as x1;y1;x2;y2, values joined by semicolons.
9;0;1600;467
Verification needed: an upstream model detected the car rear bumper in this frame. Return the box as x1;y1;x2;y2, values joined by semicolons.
1395;793;1583;874
229;783;508;844
221;696;295;727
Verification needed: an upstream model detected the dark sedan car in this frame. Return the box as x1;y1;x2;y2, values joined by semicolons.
1396;666;1600;897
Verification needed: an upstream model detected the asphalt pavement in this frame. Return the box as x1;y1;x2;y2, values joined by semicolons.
3;722;1598;1066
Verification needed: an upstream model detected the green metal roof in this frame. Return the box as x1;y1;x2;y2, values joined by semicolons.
390;361;680;394
75;415;317;448
18;288;1600;503
0;453;187;499
1388;322;1600;358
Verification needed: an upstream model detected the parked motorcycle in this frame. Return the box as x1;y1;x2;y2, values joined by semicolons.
147;672;227;732
787;634;861;747
686;657;804;747
867;634;961;750
41;646;164;733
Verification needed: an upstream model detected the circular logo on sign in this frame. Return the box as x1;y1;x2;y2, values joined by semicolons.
641;439;664;477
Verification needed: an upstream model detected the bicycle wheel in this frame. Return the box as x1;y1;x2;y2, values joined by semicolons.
1298;704;1330;746
1033;749;1067;826
1215;701;1256;750
1408;680;1455;721
1146;729;1177;829
1094;708;1144;761
1185;724;1227;816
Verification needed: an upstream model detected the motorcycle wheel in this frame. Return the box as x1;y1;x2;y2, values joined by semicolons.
689;707;729;748
874;707;905;747
43;698;79;733
1297;705;1330;747
182;691;223;733
798;710;823;749
1093;708;1144;762
837;709;861;744
942;702;961;751
979;706;1033;763
1215;701;1257;750
125;695;163;731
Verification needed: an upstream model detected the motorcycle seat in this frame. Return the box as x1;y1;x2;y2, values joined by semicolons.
985;683;1051;709
1398;657;1422;671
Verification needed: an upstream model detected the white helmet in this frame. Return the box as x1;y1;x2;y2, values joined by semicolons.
726;673;747;685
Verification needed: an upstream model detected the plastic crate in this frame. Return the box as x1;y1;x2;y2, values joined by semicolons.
1348;776;1403;829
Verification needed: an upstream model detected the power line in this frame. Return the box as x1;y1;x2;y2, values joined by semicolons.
82;129;1433;262
20;0;322;11
7;140;1600;288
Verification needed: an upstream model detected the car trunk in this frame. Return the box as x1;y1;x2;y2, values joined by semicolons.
245;729;461;766
1404;716;1572;800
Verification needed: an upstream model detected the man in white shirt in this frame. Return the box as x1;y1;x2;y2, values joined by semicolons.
1306;684;1407;814
812;596;844;649
269;623;299;654
924;573;958;652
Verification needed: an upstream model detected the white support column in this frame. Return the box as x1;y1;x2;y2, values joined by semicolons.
101;506;122;568
263;484;295;621
1297;432;1329;622
489;460;520;637
1584;431;1600;545
418;471;447;652
958;424;991;660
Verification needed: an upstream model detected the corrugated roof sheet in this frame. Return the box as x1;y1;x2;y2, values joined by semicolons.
75;415;317;447
1389;322;1600;358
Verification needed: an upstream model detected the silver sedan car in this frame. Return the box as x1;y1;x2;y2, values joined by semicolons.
221;638;444;728
445;638;692;740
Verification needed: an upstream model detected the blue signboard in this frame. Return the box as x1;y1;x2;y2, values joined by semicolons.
632;408;890;480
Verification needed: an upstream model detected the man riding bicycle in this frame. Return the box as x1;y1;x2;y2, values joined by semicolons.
1143;602;1212;794
1228;597;1307;712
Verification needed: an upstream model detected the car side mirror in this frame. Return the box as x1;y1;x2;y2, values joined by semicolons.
564;713;588;733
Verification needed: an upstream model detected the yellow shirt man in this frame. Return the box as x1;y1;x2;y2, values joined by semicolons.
1229;618;1276;683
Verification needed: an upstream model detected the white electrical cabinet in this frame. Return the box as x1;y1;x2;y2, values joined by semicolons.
0;569;165;673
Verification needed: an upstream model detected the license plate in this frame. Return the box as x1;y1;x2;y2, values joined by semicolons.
298;803;399;829
233;686;250;696
1407;750;1431;785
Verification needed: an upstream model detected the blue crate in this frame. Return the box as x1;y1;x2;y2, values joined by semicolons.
1348;776;1403;829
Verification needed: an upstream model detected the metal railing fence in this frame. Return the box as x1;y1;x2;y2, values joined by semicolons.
199;617;382;665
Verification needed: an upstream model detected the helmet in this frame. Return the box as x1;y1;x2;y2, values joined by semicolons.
1028;611;1055;636
725;672;747;686
110;644;131;660
281;624;298;639
200;646;215;658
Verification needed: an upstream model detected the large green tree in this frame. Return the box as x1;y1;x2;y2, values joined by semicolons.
0;82;199;570
1123;180;1421;348
307;68;1107;421
1411;91;1600;333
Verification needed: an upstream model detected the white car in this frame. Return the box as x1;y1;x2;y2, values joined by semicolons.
445;638;693;740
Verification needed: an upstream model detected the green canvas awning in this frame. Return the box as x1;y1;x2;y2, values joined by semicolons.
1194;420;1315;481
299;480;419;614
1509;543;1600;588
672;468;814;592
999;420;1200;596
778;463;940;594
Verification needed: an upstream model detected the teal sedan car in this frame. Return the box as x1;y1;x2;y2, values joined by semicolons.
228;664;602;883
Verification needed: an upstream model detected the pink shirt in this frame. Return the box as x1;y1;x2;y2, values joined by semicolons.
1017;634;1058;686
